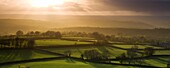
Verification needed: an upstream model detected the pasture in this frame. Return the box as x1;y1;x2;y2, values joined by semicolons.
0;49;56;63
143;56;170;67
112;44;163;49
35;39;93;46
0;38;169;68
154;50;170;55
0;59;136;68
43;46;127;58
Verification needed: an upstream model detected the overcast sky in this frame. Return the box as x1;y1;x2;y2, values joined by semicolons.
0;0;170;16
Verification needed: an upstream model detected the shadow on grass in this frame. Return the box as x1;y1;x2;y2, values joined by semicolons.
65;58;76;63
97;46;110;54
0;49;33;63
0;49;33;68
154;57;170;64
88;62;140;68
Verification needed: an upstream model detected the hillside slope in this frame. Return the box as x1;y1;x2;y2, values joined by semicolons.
0;19;154;34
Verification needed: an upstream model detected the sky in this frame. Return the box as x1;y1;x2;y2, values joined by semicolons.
0;0;170;16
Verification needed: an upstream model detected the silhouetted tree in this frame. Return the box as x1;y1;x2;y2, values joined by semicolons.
116;53;126;64
167;63;170;68
81;54;84;60
105;35;111;41
64;50;72;57
144;47;155;56
127;48;138;64
27;39;35;48
26;31;35;36
84;49;103;60
45;31;56;37
15;37;20;48
35;31;41;36
16;30;24;36
55;31;62;39
91;32;105;40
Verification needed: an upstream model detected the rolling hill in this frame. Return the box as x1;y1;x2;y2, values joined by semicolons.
0;18;155;35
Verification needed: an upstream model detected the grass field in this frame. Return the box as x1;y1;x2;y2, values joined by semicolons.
43;46;127;58
62;37;95;40
112;44;163;49
35;39;93;46
1;38;169;68
154;50;170;55
0;59;136;68
0;49;56;63
43;47;95;58
0;47;169;68
143;56;170;67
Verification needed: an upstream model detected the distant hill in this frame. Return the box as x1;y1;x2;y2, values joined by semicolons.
0;18;155;34
53;27;170;40
48;17;155;29
0;19;53;34
0;18;169;40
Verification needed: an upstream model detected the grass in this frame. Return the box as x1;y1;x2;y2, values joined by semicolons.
105;47;127;57
143;56;170;67
0;49;56;63
43;46;127;58
35;39;93;46
0;59;137;68
62;37;95;40
0;46;169;68
112;44;162;49
154;50;170;55
0;38;169;68
43;46;98;58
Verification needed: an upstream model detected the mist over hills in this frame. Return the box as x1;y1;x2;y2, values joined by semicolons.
0;15;169;35
54;27;170;39
0;18;154;34
1;14;170;27
0;18;169;40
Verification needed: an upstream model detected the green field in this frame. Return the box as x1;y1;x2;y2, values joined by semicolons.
0;59;136;68
0;49;56;63
35;39;93;46
43;47;95;58
112;44;163;49
43;46;126;58
154;50;170;55
143;56;170;67
62;37;95;40
0;38;169;68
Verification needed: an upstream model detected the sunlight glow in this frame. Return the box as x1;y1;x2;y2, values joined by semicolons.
30;0;65;8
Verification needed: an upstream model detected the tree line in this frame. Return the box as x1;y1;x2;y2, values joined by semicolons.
1;30;169;49
16;30;62;39
0;38;35;48
116;45;155;65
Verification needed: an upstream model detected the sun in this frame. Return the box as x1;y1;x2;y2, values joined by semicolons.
30;0;65;8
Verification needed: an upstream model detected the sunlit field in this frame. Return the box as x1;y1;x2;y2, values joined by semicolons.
144;57;170;67
1;44;169;68
0;35;169;68
62;37;95;41
35;39;93;46
42;46;127;58
112;44;163;49
154;50;170;55
1;59;137;68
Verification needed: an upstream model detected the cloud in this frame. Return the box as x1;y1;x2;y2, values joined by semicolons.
103;0;170;15
0;0;170;16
